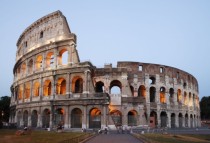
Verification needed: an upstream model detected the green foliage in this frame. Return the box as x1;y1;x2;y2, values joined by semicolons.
200;96;210;120
0;96;11;122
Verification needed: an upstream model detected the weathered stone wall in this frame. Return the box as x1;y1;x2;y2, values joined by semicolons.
10;11;201;130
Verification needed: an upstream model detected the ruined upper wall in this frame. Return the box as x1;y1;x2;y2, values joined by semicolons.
16;10;75;61
95;61;199;92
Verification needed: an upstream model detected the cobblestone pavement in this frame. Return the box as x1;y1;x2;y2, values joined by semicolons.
86;133;142;143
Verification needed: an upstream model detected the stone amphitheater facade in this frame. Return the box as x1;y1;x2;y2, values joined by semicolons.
9;11;201;130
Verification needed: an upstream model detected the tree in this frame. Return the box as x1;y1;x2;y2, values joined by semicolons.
200;96;210;120
0;96;11;122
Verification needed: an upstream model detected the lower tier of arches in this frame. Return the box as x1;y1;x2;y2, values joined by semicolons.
9;105;201;129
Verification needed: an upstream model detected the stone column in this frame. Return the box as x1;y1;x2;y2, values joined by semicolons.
167;112;171;128
188;115;190;128
83;70;90;94
66;73;70;95
182;114;185;127
69;73;72;95
54;48;58;69
28;109;31;127
21;109;24;127
67;45;71;65
175;113;179;128
23;84;25;103
53;75;56;99
156;89;160;103
64;106;69;128
69;107;72;128
38;107;42;128
166;91;170;105
82;106;87;129
50;113;53;129
157;111;161;128
40;77;43;101
101;105;107;129
30;80;33;102
146;105;151;126
174;90;178;105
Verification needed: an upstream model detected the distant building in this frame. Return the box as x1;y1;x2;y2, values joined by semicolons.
9;11;200;129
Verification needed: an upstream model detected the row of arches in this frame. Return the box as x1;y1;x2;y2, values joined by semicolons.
95;80;199;106
149;87;198;106
150;111;199;128
16;108;140;128
16;76;83;100
16;108;199;129
16;48;69;78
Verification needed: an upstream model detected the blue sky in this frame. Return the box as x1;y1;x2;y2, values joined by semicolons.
0;1;209;99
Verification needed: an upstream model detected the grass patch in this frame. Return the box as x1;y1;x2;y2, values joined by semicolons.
140;134;210;143
0;129;90;143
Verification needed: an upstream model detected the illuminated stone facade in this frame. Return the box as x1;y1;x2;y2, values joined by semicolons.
9;11;201;129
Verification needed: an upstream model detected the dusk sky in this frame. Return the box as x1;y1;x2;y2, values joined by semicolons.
0;1;209;99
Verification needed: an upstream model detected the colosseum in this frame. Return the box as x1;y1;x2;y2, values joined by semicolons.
9;11;201;130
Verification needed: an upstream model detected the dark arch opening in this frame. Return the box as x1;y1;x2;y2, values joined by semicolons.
150;87;156;102
89;108;101;129
95;81;104;93
71;108;82;128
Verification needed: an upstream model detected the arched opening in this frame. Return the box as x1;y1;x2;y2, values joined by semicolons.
58;49;68;65
177;89;182;103
149;76;156;84
23;110;28;127
185;113;188;127
160;111;167;127
75;78;83;93
55;108;64;126
128;110;137;126
110;110;122;127
21;62;26;75
17;66;21;78
28;59;33;74
150;111;157;128
17;111;21;127
138;85;146;98
46;52;54;68
31;110;38;128
35;55;43;70
169;88;174;103
190;114;193;128
95;81;104;93
33;82;40;97
179;113;183;128
24;82;30;99
18;85;23;100
130;86;134;96
71;108;82;128
43;80;52;96
40;31;44;38
189;92;192;106
42;109;50;128
56;78;66;95
110;80;122;94
150;87;156;102
160;87;166;103
89;108;101;129
171;113;175;128
72;76;83;93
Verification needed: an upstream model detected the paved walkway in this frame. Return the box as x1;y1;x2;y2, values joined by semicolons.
86;133;142;143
